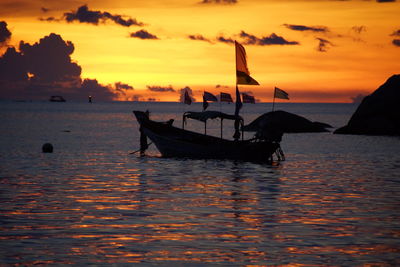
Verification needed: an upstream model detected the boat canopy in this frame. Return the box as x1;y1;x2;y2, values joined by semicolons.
183;111;242;123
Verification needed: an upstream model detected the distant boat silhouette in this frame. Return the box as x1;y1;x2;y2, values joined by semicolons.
49;96;66;102
133;41;285;162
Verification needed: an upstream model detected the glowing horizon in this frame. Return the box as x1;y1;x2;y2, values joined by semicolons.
1;0;399;103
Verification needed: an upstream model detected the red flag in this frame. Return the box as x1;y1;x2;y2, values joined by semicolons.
235;41;259;85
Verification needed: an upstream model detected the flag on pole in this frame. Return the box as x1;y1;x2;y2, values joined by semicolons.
274;87;289;100
184;89;192;105
203;91;218;102
242;93;255;104
203;91;218;110
234;85;242;116
202;95;208;110
235;41;259;85
220;92;233;103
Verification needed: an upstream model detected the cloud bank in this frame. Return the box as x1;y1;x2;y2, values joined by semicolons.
0;21;11;45
188;34;212;43
64;5;144;27
0;30;133;101
283;24;329;33
130;30;158;40
200;0;238;4
239;31;299;45
147;85;175;92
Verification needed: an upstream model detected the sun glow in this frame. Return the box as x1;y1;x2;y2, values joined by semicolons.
0;0;399;102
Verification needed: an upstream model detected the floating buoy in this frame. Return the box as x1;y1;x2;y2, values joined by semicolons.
42;143;53;153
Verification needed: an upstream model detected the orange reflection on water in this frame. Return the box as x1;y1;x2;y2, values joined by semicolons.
286;244;400;256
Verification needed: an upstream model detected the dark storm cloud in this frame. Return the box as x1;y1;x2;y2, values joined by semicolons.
188;34;212;43
18;33;81;82
216;35;235;44
64;5;144;27
0;21;11;45
130;30;158;40
0;33;117;101
240;31;299;46
376;0;396;2
200;0;238;4
283;24;329;33
316;37;333;52
147;85;175;92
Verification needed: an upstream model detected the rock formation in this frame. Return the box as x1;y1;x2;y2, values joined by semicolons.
243;110;332;133
334;74;400;135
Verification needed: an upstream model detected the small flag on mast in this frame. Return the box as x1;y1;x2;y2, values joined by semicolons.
220;92;233;103
274;87;289;100
235;41;259;86
203;91;218;102
203;91;218;111
234;85;242;116
242;93;255;104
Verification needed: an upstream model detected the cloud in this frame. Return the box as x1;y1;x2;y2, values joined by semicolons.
64;5;144;27
351;94;366;104
0;21;11;45
376;0;396;2
114;82;134;96
41;7;50;13
115;82;134;91
316;37;333;52
179;86;196;102
200;0;238;4
351;25;367;34
216;35;235;44
81;78;116;100
188;34;212;43
390;29;400;36
147;85;175;92
240;31;299;45
0;33;117;101
39;17;60;22
393;39;400;47
130;30;158;40
283;24;329;33
18;33;81;82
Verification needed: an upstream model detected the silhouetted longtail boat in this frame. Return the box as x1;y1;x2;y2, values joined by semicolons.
133;41;285;162
133;110;283;162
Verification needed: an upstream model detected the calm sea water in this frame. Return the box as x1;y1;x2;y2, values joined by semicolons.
1;101;399;266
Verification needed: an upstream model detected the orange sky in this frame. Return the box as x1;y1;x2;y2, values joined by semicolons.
1;0;399;102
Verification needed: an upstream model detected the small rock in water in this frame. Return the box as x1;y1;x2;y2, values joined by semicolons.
42;143;53;153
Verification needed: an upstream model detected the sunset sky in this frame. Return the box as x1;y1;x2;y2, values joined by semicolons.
0;0;399;102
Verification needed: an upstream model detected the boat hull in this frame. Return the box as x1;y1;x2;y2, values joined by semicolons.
134;111;280;162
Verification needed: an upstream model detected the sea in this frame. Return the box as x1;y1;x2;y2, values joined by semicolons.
1;101;399;266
